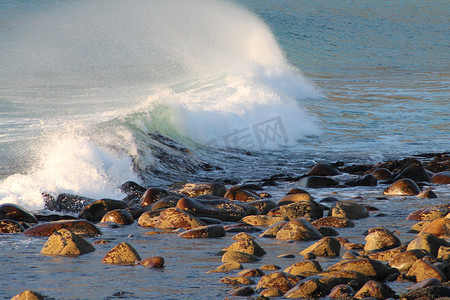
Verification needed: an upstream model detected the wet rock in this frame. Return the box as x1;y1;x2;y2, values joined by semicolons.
328;201;369;219
11;290;44;300
259;287;283;297
78;199;127;222
407;232;449;257
345;174;378;186
306;163;340;176
354;280;396;299
401;285;450;300
246;199;277;214
101;242;141;265
311;216;355;228
388;249;430;272
241;215;287;227
368;245;407;262
383;178;421;196
227;286;254;296
393;164;431;183
100;209;134;225
0;203;38;223
118;181;146;195
406;205;450;221
232;232;254;240
176;197;257;222
155;207;206;230
220;276;254;285
420;217;450;238
172;182;226;198
317;226;339;236
179;225;225;239
299;237;341;257
268;200;323;220
438;246;450;261
328;284;354;298
318;270;370;290
327;258;391;280
0;219;25;233
364;227;401;252
298;176;339;188
259;221;287;238
224;223;261;233
139;256;164;268
276;219;324;241
45;193;95;213
224;186;260;201
260;264;281;271
221;250;260;263
24;220;102;237
284;260;323;276
237;268;265;277
256;272;299;293
278;192;313;205
139;188;173;207
41;229;95;256
150;196;179;211
284;277;328;298
408;278;442;290
137;211;159;227
206;261;243;273
431;171;450;184
223;238;266;256
417;189;438;198
406;259;447;282
371;168;393;181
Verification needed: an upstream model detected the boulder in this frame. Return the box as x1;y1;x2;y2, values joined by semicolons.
383;179;421;196
259;221;288;238
237;268;265;277
246;199;277;214
24;220;101;237
41;229;95;256
100;209;134;225
241;215;287;227
139;188;173;207
407;232;449;257
155;207;205;230
220;276;254;285
312;216;355;228
328;284;354;298
78;199;127;222
298;176;339;188
364;227;401;252
327;258;391;280
178;225;225;239
393;164;430;183
223;238;266;256
276;219;324;241
419;217;450;238
345;174;378;187
256;272;300;293
299;237;341;257
11;290;44;300
137;211;159;227
368;245;407;262
224;186;260;201
44;193;94;213
139;256;164;268
0;219;25;233
259;288;283;297
278;192;313;205
172;182;226;198
328;201;369;219
354;280;396;299
388;249;430;272
431;171;450;184
101;242;141;265
221;250;260;263
370;168;392;181
417;190;438;198
400;285;450;300
406;259;447;282
206;261;243;273
284;260;323;276
306;163;340;176
268;200;323;220
284;277;328;299
406;205;450;221
438;246;450;261
150;196;179;211
0;203;38;223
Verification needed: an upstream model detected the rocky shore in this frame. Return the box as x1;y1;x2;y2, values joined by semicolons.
1;152;449;299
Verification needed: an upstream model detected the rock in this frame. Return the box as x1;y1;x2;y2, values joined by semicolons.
41;229;95;256
306;163;340;176
223;238;266;256
139;188;173;207
284;277;328;299
24;220;102;237
224;223;261;233
246;199;277;214
78;199;127;222
419;217;450;238
241;215;287;227
137;211;159;227
139;256;164;268
345;174;378;186
101;242;141;265
220;276;254;285
155;207;206;230
383;179;421;196
260;264;281;271
221;250;260;263
317;226;339;236
224;186;260;201
45;193;95;213
0;203;38;223
406;205;450;221
172;182;226;198
276;219;324;241
259;221;288;238
0;219;25;233
393;164;431;183
299;237;341;257
298;176;339;188
364;227;401;252
256;272;299;293
388;249;430;272
327;258;391;280
232;232;254;240
312;216;355;228
354;280;396;299
371;168;393;181
100;209;134;225
259;288;283;297
268;200;323;220
150;196;179;211
407;232;449;257
431;171;450;184
237;268;265;277
176;197;257;222
425;153;450;173
438;246;450;261
417;190;438;198
368;245;407;262
284;260;323;276
179;225;225;239
328;284;354;298
207;261;243;273
401;285;450;300
118;180;146;195
227;286;255;296
328;201;369;219
11;290;44;300
318;270;370;290
278;192;313;205
406;259;447;282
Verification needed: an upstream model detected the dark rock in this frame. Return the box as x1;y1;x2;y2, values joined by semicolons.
317;226;339;236
224;186;260;201
371;168;393;181
24;220;102;237
139;256;165;268
306;163;340;176
78;199;127;222
299;237;341;257
298;176;339;188
425;153;450;173
401;285;450;300
0;203;38;223
246;199;277;214
0;219;25;233
431;171;450;184
393;164;431;183
354;280;396;299
383;178;421;196
45;193;95;213
227;286;254;296
328;201;369;219
139;188;174;207
100;209;134;225
345;174;378;186
178;225;225;239
117;181;146;195
256;272;299;293
328;284;354;298
268;200;323;220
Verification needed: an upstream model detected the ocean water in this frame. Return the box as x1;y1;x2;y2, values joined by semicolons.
0;0;449;299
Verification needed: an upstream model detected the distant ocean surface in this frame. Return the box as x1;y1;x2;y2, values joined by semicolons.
0;0;449;209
